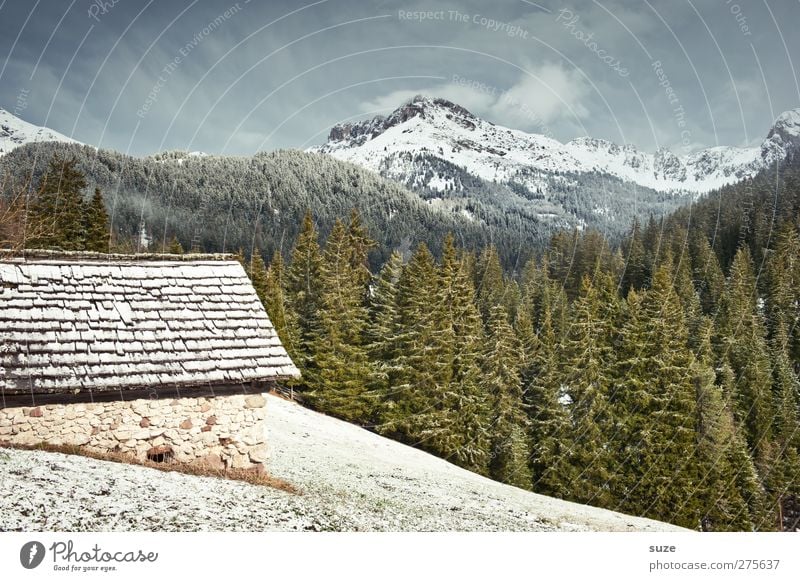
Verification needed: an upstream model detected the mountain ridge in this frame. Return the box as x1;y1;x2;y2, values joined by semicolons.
311;95;800;195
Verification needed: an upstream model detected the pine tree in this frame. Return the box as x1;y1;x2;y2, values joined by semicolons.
84;188;110;253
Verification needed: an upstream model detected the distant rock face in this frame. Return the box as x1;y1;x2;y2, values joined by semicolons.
312;95;800;198
0;108;79;156
762;109;800;165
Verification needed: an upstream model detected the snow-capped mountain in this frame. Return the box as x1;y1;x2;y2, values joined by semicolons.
0;108;79;156
311;96;800;197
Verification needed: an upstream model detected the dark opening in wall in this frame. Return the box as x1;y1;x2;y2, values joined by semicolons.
146;446;174;463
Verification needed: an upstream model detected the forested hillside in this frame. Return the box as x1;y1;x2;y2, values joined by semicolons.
0;142;565;268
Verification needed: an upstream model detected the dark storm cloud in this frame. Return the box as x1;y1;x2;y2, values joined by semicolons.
0;0;798;156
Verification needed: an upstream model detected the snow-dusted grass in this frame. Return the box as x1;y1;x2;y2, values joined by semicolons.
0;395;685;532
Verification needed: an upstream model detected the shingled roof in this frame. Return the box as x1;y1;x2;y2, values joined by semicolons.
0;251;300;397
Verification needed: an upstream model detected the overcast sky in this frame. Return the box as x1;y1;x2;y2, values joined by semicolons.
1;0;798;157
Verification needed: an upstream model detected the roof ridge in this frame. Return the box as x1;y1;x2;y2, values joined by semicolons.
0;249;239;262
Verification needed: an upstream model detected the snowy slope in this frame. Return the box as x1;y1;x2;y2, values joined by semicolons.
0;395;684;532
311;96;800;196
0;108;79;156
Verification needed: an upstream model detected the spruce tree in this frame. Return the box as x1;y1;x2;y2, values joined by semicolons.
764;222;800;360
519;294;569;496
481;304;530;488
438;234;491;472
366;251;404;420
168;236;184;254
285;210;324;376
84;188;110;253
248;253;269;305
475;245;506;325
379;243;448;444
28;156;87;250
264;250;289;349
693;320;754;531
765;322;800;530
304;219;373;423
717;247;775;466
689;231;724;315
558;275;615;508
615;263;702;527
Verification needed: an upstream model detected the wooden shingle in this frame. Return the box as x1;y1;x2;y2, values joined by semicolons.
0;252;300;395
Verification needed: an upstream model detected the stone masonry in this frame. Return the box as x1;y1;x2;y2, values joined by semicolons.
0;393;269;470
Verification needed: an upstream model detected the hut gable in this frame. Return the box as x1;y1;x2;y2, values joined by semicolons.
0;252;300;397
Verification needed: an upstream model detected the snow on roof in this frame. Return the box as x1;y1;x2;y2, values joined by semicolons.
0;252;300;395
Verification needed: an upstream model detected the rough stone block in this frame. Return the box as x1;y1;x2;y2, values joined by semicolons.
244;395;266;409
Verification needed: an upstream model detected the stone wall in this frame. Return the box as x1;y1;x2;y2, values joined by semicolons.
0;393;268;470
